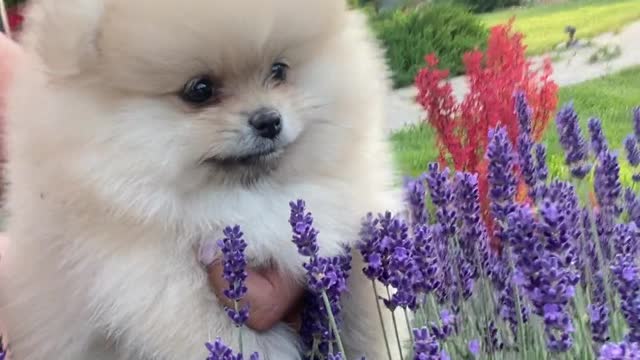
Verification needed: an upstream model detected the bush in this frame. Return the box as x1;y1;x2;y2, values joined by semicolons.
457;0;523;14
370;4;487;88
415;20;559;248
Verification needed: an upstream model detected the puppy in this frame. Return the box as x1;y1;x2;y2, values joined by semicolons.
0;0;403;359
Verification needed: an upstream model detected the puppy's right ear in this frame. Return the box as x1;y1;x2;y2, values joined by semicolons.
19;0;104;78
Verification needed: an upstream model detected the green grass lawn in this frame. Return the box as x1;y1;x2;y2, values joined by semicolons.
391;66;640;184
481;0;640;55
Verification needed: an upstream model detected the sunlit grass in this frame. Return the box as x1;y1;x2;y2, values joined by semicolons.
390;66;640;186
481;0;640;55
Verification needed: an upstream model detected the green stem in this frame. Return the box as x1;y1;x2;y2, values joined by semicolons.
386;287;404;360
234;300;243;355
504;243;527;355
321;291;346;356
403;308;414;343
372;281;394;360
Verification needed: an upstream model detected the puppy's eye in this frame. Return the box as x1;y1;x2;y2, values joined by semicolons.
270;62;289;83
181;76;218;105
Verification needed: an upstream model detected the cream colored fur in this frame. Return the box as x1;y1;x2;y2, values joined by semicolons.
0;1;406;359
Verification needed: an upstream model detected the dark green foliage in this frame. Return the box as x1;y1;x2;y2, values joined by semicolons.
457;0;523;14
4;0;25;8
369;4;488;88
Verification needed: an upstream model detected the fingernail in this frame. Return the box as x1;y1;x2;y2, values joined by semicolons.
198;239;218;267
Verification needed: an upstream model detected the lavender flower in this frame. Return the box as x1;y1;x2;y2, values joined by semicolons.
515;92;536;191
625;189;640;227
290;200;319;257
625;135;640;167
515;91;533;136
589;274;611;344
291;199;351;359
555;102;590;179
412;224;442;295
425;163;456;238
595;150;622;213
486;127;518;227
589;117;609;157
413;327;450;360
532;144;550;200
425;165;463;307
358;214;383;280
455;172;488;279
484;321;504;354
205;338;259;360
300;291;331;357
611;254;640;342
534;144;549;183
430;309;458;340
507;202;576;352
599;341;640;359
218;226;250;327
0;336;5;360
377;216;422;311
405;176;428;226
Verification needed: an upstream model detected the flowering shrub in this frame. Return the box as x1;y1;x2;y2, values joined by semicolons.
415;20;559;247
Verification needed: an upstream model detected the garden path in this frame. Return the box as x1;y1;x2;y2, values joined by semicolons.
385;20;640;133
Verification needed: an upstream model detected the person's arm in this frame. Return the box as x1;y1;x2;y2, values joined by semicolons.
207;262;305;332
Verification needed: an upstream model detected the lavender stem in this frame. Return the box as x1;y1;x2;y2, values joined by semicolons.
372;281;393;360
321;290;346;357
386;286;404;360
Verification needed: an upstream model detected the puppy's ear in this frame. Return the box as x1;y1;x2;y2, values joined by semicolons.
19;0;104;78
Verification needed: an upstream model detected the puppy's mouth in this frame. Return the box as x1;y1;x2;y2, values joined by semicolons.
203;146;285;167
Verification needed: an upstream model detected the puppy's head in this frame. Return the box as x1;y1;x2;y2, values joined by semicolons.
13;0;390;223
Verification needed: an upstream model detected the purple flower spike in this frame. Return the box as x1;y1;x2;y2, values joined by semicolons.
599;341;640;359
484;321;504;354
218;226;250;327
205;338;260;360
515;91;533;136
455;172;490;279
405;176;428;226
625;135;640;167
589;118;609;158
358;213;383;280
413;327;450;360
555;102;589;177
289;200;320;257
595;151;622;212
430;309;459;340
515;92;536;193
589;283;611;345
532;144;550;200
296;199;352;359
612;254;640;343
487;126;518;245
625;189;640;227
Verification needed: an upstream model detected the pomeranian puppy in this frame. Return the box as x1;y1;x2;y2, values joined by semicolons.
0;0;403;359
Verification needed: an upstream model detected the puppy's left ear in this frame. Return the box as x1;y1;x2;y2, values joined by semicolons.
19;0;104;78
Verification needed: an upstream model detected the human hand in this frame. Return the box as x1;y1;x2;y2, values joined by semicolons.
207;262;304;332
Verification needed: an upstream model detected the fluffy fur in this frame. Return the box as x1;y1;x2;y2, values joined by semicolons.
0;1;404;359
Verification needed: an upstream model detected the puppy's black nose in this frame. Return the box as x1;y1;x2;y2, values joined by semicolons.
249;108;282;139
